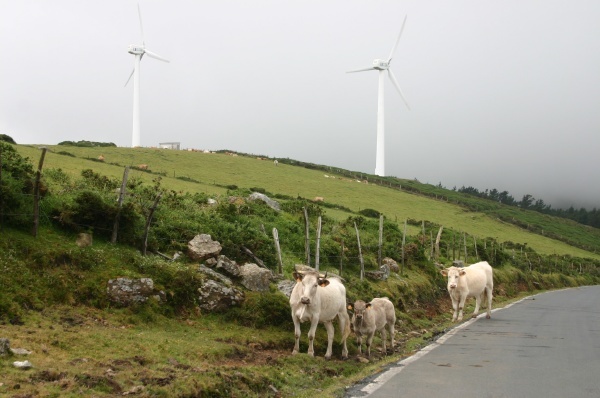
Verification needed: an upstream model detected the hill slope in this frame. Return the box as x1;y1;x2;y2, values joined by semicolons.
14;144;600;259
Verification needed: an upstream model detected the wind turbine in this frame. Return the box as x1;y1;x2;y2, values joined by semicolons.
347;15;410;177
125;3;169;148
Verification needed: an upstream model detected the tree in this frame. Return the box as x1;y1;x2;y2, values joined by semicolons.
520;194;535;209
0;134;16;144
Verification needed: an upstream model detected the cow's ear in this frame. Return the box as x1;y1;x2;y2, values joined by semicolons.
293;272;303;282
366;303;372;309
347;304;353;311
459;270;467;276
440;269;448;276
318;279;330;288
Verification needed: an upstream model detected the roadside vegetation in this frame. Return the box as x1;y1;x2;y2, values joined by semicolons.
1;141;599;397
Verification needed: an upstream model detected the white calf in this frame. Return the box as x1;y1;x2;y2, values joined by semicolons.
349;297;396;357
441;261;493;322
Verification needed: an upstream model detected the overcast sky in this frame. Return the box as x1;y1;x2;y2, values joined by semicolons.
2;1;599;210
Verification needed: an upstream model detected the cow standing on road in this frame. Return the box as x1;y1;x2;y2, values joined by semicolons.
290;270;350;359
349;297;396;357
441;261;494;322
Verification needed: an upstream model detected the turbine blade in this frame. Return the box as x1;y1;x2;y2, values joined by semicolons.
346;67;375;73
388;69;410;110
145;50;170;63
137;3;146;48
124;68;135;87
388;15;407;63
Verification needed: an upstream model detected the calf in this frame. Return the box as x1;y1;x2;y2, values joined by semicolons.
290;270;350;359
441;261;493;322
349;297;396;357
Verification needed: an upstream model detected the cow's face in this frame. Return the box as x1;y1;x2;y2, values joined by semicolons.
293;272;329;305
349;300;371;321
441;267;466;289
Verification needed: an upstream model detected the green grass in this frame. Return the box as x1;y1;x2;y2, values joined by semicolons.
15;144;600;259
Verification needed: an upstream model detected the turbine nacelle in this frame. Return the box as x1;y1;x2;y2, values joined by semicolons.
128;45;145;55
372;59;390;70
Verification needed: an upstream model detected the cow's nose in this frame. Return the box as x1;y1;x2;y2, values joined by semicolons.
301;297;310;305
449;284;456;289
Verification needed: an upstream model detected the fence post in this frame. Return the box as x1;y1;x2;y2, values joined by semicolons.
112;166;130;244
339;240;344;277
142;191;162;255
303;207;311;265
315;216;322;271
354;222;364;281
32;147;47;237
434;226;444;261
378;215;383;267
273;228;283;275
401;219;407;275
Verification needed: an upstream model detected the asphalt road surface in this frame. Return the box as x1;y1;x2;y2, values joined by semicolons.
346;285;600;398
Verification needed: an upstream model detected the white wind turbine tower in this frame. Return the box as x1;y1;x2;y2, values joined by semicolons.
347;15;410;177
125;3;169;148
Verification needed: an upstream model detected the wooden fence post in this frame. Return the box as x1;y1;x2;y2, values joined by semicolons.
434;226;444;261
142;191;162;255
315;216;322;271
463;233;468;263
303;207;311;265
401;219;407;275
273;228;283;275
354;222;364;281
339;240;344;277
32;147;47;237
378;215;384;267
111;166;129;244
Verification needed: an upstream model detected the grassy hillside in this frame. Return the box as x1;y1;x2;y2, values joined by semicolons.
14;144;600;259
1;143;598;397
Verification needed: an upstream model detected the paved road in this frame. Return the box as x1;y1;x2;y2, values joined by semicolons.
346;285;600;398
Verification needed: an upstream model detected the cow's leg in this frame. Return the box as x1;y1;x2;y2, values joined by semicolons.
323;321;335;359
451;298;459;322
366;331;375;358
292;316;301;355
380;327;387;354
307;318;320;357
485;286;493;319
356;331;363;355
338;313;349;359
457;295;467;321
472;294;482;318
388;322;395;352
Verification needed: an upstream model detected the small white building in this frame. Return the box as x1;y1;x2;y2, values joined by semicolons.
158;142;180;150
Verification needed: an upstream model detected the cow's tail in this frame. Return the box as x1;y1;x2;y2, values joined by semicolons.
342;312;351;340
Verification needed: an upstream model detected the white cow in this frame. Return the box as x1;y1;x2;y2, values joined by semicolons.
349;297;396;357
290;270;350;359
441;261;493;322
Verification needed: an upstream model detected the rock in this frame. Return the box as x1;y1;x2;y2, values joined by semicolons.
205;257;218;267
198;264;232;286
277;280;297;298
197;280;245;312
452;260;465;268
248;192;280;212
106;278;156;306
76;233;93;248
239;263;273;292
0;338;10;356
383;257;399;273
187;234;222;262
365;264;390;281
10;348;31;355
216;255;241;277
13;360;32;369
